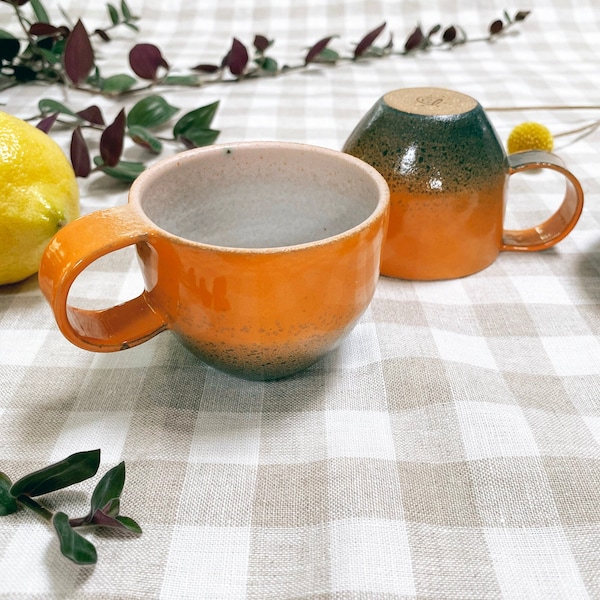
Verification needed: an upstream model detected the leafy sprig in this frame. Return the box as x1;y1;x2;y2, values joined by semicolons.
191;11;531;81
36;96;220;181
0;449;141;565
1;0;531;182
1;0;531;94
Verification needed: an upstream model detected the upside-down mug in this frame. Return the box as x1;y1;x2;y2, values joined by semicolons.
343;87;584;280
38;142;390;380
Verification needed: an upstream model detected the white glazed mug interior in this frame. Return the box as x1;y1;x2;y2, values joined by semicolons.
136;141;386;249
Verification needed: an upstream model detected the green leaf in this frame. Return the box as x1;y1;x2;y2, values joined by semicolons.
10;449;101;498
116;515;142;534
38;48;63;65
121;0;133;21
314;47;340;63
0;472;18;516
90;463;125;517
86;66;103;89
107;3;119;25
94;156;146;182
101;73;137;93
177;127;220;148
163;75;201;87
257;56;278;73
30;0;50;24
124;21;140;33
127;95;179;129
0;31;20;62
173;100;219;139
53;512;97;565
128;125;163;153
38;98;78;118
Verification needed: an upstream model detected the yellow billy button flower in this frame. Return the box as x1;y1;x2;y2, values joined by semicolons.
507;121;554;154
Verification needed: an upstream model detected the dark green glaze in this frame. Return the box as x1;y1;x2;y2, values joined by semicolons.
342;87;511;280
343;93;506;196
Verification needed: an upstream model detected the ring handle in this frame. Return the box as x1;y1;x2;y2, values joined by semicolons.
502;150;584;251
38;205;167;352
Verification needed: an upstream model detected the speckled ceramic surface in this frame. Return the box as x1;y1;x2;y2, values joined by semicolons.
343;87;584;280
39;142;390;380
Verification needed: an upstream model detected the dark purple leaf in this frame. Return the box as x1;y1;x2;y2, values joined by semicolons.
70;505;141;533
128;43;169;80
76;105;105;126
443;26;457;42
95;28;111;42
192;63;220;73
0;0;29;5
254;34;270;52
29;23;61;38
225;38;248;76
70;127;91;177
89;509;129;529
354;22;386;59
99;109;126;167
404;26;425;52
63;19;94;85
86;509;141;533
489;19;504;35
515;10;531;22
305;36;335;65
36;112;59;133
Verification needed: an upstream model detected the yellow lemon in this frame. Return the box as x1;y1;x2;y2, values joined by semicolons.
0;110;79;285
507;121;554;154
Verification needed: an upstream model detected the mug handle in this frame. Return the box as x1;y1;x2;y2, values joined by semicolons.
38;204;167;352
502;150;584;251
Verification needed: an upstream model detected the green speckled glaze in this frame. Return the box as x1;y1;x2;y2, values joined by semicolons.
345;90;506;194
343;87;509;280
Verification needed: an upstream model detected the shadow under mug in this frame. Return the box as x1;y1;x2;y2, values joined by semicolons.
343;87;585;280
38;142;390;380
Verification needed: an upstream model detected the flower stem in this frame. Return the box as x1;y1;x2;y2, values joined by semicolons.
554;120;600;138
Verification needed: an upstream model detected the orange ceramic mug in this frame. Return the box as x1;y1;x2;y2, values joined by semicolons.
343;87;584;280
38;142;389;380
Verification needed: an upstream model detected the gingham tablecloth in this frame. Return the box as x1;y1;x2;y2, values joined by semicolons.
1;0;600;598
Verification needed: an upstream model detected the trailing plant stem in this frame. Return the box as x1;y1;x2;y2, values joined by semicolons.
17;494;53;522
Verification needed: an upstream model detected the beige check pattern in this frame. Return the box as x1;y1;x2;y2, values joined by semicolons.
1;0;600;598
